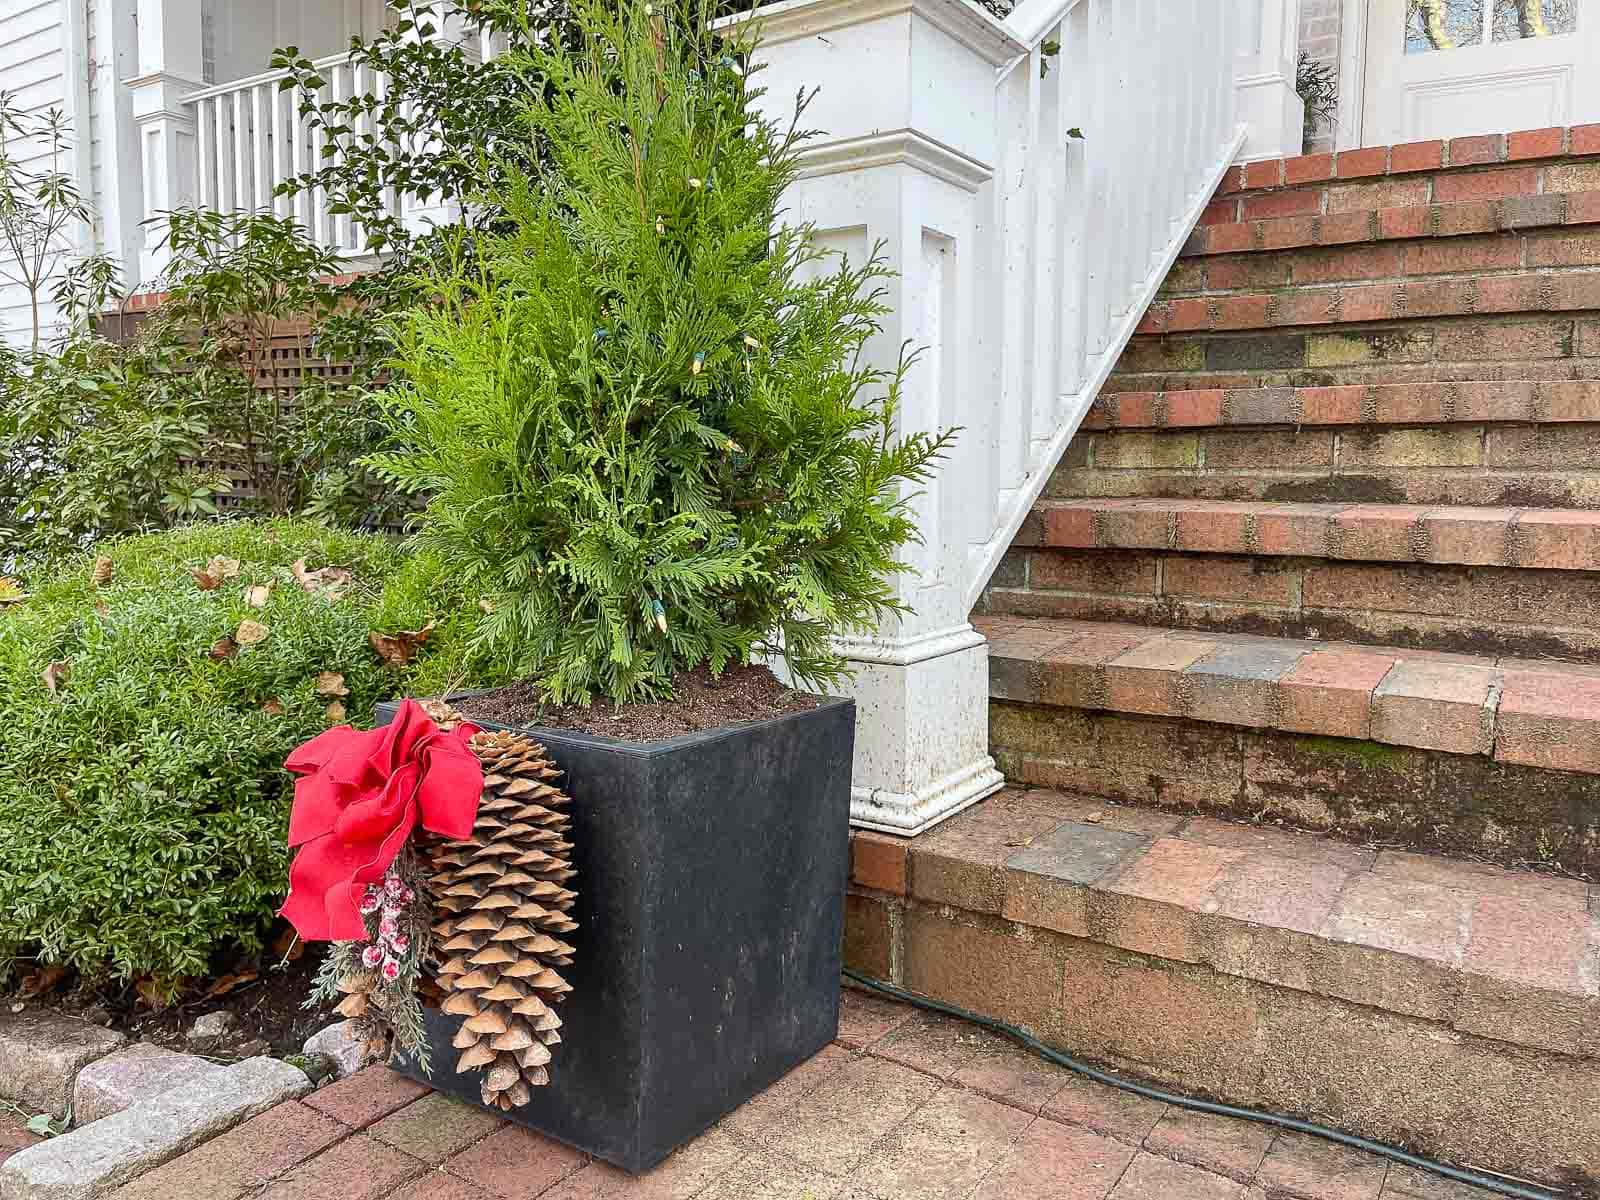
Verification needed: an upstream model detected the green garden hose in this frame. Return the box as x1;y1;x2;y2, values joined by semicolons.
841;968;1565;1200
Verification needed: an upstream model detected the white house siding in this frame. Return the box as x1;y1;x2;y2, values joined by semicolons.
0;0;73;349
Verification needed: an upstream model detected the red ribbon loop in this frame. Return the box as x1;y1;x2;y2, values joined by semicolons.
281;699;483;942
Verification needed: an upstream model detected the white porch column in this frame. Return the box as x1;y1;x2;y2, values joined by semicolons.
126;0;206;284
737;0;1015;835
1235;0;1306;161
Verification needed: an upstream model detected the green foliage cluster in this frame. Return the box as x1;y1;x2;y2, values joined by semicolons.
370;0;953;704
0;521;432;984
2;211;405;565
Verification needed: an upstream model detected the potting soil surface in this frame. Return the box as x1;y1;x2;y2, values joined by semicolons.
452;663;818;742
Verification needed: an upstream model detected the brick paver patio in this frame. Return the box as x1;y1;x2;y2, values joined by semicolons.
107;989;1496;1199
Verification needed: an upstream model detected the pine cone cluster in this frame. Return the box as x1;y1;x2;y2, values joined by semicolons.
426;729;578;1110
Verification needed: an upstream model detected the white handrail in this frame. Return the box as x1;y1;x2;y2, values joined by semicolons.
1000;0;1085;50
181;51;356;107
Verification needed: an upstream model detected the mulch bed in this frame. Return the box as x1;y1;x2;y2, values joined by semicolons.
2;934;336;1062
454;662;818;742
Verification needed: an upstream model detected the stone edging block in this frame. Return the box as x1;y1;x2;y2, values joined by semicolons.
0;1014;126;1119
0;1056;310;1200
72;1044;227;1127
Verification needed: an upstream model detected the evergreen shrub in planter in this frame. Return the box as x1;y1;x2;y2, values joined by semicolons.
370;0;951;1170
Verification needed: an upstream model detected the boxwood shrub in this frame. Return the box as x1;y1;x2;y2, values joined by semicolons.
0;520;433;985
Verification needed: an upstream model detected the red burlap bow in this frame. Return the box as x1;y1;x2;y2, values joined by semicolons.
281;699;483;942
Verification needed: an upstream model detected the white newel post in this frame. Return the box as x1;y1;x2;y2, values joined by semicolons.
734;0;1013;835
126;0;205;284
1235;0;1306;161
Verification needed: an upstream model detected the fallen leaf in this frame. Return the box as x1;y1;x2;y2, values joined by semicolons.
25;1113;67;1139
0;577;27;606
192;556;242;591
133;976;180;1011
292;558;354;600
92;556;114;587
478;598;495;614
235;619;270;647
326;700;348;722
1083;811;1104;824
369;621;436;668
205;970;258;999
8;1003;22;1014
244;584;272;608
314;671;349;698
209;636;239;661
262;699;286;716
17;965;69;1000
41;660;70;695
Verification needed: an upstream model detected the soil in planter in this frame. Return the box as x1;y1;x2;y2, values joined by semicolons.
453;662;818;742
2;939;335;1062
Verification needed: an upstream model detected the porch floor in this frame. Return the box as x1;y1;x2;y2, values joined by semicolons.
99;988;1492;1200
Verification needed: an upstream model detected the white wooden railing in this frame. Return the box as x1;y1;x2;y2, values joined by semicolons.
736;0;1298;833
962;0;1251;608
182;52;396;256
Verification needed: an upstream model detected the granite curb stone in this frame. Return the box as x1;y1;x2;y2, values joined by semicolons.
0;1057;310;1200
72;1044;227;1127
0;1013;126;1119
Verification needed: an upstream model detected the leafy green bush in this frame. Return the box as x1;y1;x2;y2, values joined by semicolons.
0;521;433;984
2;211;407;567
369;0;952;704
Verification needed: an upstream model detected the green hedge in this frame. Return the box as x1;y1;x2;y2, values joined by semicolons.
0;521;437;984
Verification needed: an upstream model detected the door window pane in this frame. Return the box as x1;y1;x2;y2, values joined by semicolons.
1405;0;1488;52
1491;0;1578;40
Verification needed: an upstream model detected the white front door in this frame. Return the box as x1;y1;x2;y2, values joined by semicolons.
1362;1;1600;144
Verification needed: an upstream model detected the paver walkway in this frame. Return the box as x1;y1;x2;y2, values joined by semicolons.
106;989;1497;1200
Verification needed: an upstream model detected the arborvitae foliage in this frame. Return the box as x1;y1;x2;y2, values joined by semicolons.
369;0;953;705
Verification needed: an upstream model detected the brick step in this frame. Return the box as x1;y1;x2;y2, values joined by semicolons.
1113;314;1600;393
1140;266;1600;336
1220;126;1600;196
1087;380;1600;429
978;613;1600;784
1188;186;1600;258
845;790;1600;1183
1019;498;1600;571
1168;229;1600;298
1051;420;1600;510
983;548;1600;663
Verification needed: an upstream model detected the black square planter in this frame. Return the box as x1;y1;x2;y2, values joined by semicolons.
378;695;855;1173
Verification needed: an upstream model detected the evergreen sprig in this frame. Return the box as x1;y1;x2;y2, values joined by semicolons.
368;0;954;704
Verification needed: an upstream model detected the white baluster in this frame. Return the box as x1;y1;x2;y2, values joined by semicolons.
1084;0;1112;353
271;82;289;220
308;72;328;247
252;84;269;214
196;96;214;214
214;93;233;223
331;62;350;252
232;90;251;225
292;82;310;236
1030;37;1061;454
1058;5;1088;401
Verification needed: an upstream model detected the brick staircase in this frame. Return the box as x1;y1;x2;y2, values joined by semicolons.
847;129;1600;1190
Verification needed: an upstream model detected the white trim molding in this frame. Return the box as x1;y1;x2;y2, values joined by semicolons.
796;130;993;192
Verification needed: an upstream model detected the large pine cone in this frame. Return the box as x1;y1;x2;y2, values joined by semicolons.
425;729;578;1110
